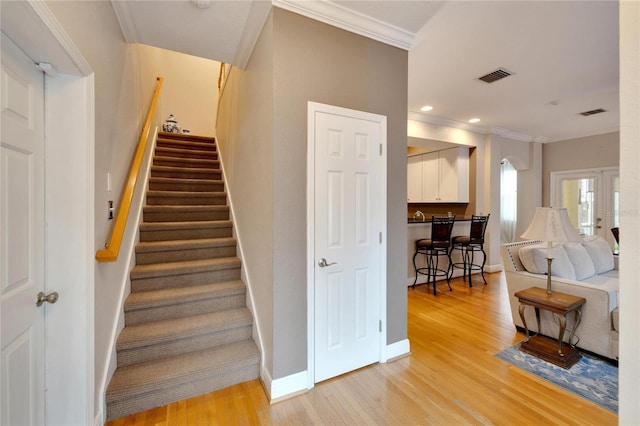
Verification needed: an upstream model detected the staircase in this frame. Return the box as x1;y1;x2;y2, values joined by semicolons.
105;132;260;421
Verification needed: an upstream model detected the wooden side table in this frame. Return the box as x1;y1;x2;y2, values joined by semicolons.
514;287;586;369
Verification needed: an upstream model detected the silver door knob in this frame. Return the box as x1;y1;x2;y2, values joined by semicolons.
318;258;337;268
36;291;58;307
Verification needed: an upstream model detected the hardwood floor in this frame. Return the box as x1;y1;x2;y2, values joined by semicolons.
106;273;617;425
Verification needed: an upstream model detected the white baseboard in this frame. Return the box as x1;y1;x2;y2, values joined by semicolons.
386;338;410;361
263;339;411;403
486;263;503;273
263;369;309;403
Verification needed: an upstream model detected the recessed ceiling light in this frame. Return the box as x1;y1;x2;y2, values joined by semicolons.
469;118;480;123
420;105;433;112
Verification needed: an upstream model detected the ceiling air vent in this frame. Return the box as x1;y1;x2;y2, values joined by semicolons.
478;68;512;83
579;108;607;117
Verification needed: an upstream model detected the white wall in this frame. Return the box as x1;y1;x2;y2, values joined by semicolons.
618;1;640;421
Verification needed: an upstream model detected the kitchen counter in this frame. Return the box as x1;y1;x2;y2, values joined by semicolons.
408;215;473;224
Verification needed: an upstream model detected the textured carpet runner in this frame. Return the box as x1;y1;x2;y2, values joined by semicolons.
496;344;617;412
105;132;260;420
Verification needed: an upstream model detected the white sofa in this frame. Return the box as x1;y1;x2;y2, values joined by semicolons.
501;236;619;361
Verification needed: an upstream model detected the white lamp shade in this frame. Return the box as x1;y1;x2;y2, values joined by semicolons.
520;207;582;243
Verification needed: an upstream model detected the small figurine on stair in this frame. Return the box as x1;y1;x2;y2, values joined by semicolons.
162;114;182;133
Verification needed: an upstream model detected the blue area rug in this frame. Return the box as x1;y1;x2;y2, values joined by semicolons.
496;344;618;413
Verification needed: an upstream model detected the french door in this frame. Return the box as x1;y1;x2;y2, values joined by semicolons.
551;168;619;249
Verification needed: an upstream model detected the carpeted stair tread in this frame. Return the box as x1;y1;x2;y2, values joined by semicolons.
157;132;215;143
136;237;236;254
125;280;246;311
147;190;226;198
151;165;221;177
155;146;217;159
130;257;241;280
139;220;231;232
116;308;252;351
156;139;217;151
153;156;219;168
143;205;228;214
106;340;260;402
149;177;223;186
148;177;224;193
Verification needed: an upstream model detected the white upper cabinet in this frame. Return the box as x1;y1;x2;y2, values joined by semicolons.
407;147;469;203
407;155;423;202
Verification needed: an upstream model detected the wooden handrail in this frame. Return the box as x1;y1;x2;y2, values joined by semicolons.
96;77;164;262
218;62;226;91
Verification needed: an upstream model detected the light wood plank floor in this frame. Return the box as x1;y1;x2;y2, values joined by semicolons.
106;273;617;425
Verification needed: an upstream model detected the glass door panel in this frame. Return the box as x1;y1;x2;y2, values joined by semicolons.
552;168;619;249
560;177;597;236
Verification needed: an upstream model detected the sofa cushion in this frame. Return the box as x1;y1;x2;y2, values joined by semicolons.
583;235;614;273
518;244;576;280
564;243;596;280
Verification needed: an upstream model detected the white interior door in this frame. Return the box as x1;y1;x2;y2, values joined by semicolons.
1;32;46;425
310;102;385;383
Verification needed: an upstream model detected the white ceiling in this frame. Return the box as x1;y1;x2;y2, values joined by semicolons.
111;0;619;144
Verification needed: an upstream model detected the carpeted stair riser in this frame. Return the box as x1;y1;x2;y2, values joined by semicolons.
117;308;253;366
155;146;218;160
135;238;237;264
107;133;260;420
143;205;229;222
139;221;232;242
151;165;222;180
124;281;247;325
106;341;260;421
148;177;224;192
153;156;219;169
146;190;227;206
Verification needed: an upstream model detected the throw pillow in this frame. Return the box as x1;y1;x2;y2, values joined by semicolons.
564;243;596;280
519;244;576;280
582;235;614;274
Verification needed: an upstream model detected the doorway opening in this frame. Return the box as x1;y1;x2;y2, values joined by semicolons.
500;158;518;244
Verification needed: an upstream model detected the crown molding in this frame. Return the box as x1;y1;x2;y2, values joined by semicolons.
408;111;488;134
233;1;272;69
408;111;553;143
110;0;140;43
272;0;415;50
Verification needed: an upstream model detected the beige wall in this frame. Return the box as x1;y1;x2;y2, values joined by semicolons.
542;131;620;205
271;8;408;378
216;14;276;376
138;44;219;137
217;7;409;381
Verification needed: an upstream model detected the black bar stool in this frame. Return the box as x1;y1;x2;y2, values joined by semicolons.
412;215;455;295
450;214;490;286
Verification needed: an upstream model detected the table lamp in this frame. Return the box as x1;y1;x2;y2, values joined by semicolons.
520;207;582;295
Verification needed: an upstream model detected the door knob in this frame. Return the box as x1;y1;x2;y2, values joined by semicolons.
36;291;58;307
318;258;337;268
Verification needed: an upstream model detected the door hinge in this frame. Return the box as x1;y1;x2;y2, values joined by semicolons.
379;144;382;156
379;320;382;332
379;232;382;244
